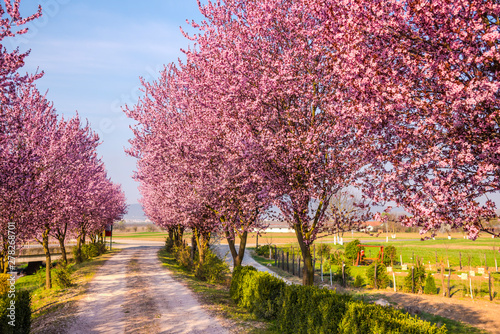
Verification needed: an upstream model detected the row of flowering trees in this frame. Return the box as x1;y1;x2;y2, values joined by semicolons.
126;0;499;285
0;0;127;289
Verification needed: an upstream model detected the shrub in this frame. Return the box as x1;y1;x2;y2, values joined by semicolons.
317;243;331;260
383;245;397;267
329;250;346;266
80;244;97;260
424;274;437;295
353;275;364;288
404;263;426;293
255;245;273;258
331;264;352;285
338;301;447;333
165;236;174;252
173;245;192;270
35;266;46;287
239;271;285;319
230;265;258;302
53;265;73;288
194;249;229;283
345;239;363;265
0;290;31;334
79;242;106;261
278;285;353;334
366;261;390;289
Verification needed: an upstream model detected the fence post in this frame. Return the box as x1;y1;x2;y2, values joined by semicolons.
459;252;462;270
287;252;289;272
321;262;324;282
489;270;493;301
374;262;378;289
470;277;474;300
485;253;488;271
256;234;258;249
411;266;415;293
441;263;446;297
393;272;396;292
447;267;452;298
292;253;295;276
298;257;301;278
274;246;277;266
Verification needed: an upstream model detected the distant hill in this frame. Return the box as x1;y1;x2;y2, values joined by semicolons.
124;203;147;221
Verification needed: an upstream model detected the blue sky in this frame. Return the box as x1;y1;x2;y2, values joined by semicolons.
10;0;206;204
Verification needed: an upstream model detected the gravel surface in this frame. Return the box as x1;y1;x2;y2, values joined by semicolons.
67;244;228;334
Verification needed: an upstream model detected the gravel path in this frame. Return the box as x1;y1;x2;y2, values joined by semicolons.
213;244;293;284
68;245;228;334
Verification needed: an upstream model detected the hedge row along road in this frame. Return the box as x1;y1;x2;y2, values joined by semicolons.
66;240;227;334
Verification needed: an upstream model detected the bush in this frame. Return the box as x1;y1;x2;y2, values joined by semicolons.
239;271;286;319
0;290;31;334
345;239;363;265
194;249;229;284
165;237;174;252
173;245;193;270
278;285;353;334
35;266;46;287
329;250;346;266
317;243;331;260
230;265;258;302
338;301;447;333
331;264;352;285
78;242;106;262
383;245;397;267
404;263;426;293
353;275;364;288
366;261;390;289
255;245;273;258
53;265;73;288
424;274;437;295
81;244;98;260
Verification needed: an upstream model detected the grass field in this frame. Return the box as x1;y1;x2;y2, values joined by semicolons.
254;235;500;303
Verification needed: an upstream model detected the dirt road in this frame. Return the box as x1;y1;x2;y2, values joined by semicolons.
67;243;227;334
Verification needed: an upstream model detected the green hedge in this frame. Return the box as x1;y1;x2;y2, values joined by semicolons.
230;265;257;302
338;301;447;334
230;265;447;333
277;285;352;334
0;290;31;334
230;265;285;319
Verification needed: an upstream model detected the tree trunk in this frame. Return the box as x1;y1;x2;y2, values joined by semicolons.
191;232;197;262
42;227;52;289
295;225;314;285
226;230;248;268
56;222;68;265
173;225;184;247
58;236;67;265
194;228;210;265
75;234;83;264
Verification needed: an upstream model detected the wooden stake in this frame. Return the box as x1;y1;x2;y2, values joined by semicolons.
489;270;493;301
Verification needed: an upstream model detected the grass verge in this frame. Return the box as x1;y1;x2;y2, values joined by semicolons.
157;248;278;334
